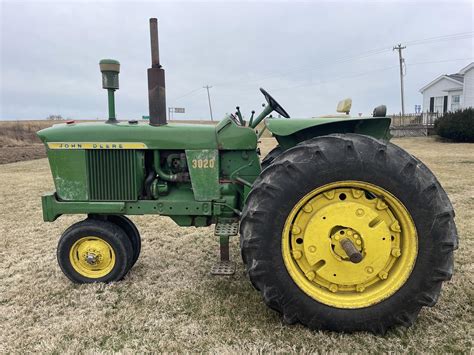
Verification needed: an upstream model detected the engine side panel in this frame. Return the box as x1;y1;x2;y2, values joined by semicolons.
48;149;89;201
186;149;220;201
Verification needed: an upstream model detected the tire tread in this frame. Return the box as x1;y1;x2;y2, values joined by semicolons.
240;134;457;334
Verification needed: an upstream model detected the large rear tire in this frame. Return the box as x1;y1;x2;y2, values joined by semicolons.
261;145;283;170
240;134;457;333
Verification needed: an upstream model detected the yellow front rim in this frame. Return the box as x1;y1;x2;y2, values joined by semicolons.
69;237;116;278
282;181;417;309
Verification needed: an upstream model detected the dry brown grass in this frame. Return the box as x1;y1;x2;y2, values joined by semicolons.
0;121;55;147
0;121;55;164
0;137;472;353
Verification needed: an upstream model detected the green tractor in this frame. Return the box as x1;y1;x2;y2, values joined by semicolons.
37;19;457;334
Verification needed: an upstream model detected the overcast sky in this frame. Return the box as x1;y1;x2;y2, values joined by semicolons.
1;0;473;120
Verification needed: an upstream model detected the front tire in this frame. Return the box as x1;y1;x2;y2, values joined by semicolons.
57;219;133;283
240;134;457;333
106;215;141;268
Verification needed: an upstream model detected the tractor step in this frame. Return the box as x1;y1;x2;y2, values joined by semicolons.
211;219;239;275
210;261;236;275
214;218;239;237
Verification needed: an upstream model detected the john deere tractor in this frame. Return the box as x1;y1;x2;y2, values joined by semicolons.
37;19;457;333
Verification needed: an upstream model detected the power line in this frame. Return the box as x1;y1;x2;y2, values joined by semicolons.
168;87;202;102
272;65;399;91
408;57;474;66
165;56;472;118
405;32;474;46
271;57;473;92
211;31;473;89
212;47;393;88
172;57;472;107
170;32;473;103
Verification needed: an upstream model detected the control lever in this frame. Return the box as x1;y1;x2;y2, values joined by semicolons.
235;106;245;126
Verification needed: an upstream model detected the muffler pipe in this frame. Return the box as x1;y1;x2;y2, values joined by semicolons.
148;18;167;126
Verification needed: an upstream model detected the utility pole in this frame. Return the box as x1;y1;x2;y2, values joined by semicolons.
393;44;406;116
203;85;214;121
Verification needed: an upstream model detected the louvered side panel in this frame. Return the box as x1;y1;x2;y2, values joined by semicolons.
87;150;139;201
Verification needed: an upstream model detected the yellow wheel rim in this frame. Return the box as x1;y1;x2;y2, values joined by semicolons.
69;237;116;278
282;181;417;308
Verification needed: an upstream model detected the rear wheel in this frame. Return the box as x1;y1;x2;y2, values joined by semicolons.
57;219;133;283
261;145;283;170
240;134;457;333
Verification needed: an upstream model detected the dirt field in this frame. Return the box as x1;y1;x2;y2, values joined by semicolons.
0;145;47;164
0;121;52;163
0;137;472;353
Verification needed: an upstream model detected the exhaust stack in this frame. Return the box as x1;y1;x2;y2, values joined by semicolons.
148;18;167;126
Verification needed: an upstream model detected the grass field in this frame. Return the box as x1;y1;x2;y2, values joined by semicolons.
0;137;472;352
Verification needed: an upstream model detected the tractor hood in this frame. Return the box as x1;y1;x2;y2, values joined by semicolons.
37;118;258;151
37;121;219;150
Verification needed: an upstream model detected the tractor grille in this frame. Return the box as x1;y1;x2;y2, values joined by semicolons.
87;150;139;201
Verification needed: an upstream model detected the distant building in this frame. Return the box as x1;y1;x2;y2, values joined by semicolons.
419;62;473;122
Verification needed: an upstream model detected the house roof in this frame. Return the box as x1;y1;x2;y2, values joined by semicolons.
419;62;473;93
459;62;474;74
419;74;463;93
447;74;464;83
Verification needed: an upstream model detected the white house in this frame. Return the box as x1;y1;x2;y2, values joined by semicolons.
419;62;474;122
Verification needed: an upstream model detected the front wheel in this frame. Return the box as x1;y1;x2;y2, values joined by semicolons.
57;219;133;283
106;215;141;268
240;134;457;333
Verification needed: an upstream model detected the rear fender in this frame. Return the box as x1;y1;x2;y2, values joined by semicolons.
265;117;391;150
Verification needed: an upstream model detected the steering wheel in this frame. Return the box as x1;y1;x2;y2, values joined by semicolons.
260;88;290;118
